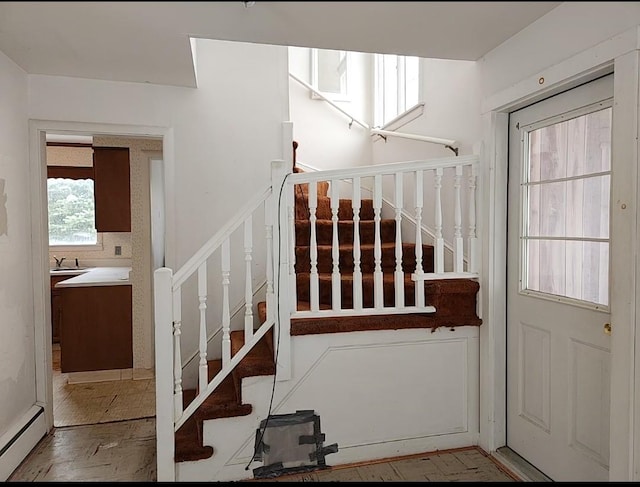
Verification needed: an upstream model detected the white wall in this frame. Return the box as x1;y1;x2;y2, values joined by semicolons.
29;38;290;268
288;46;372;170
479;2;640;101
0;50;38;462
27;38;290;388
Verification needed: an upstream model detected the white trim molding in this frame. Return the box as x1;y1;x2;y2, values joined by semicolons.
28;120;174;438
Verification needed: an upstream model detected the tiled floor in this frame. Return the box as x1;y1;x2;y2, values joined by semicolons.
249;447;519;482
8;418;157;482
52;344;155;427
9;426;518;483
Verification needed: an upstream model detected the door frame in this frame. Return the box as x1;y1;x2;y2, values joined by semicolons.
28;119;175;433
479;25;640;480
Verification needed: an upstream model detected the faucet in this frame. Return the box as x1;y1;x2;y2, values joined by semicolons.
54;256;65;268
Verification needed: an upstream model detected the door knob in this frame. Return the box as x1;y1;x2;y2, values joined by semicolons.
604;323;612;336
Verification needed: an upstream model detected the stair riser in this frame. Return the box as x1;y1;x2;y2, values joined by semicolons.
295;198;375;221
295;220;397;246
296;274;422;308
294;181;329;197
296;275;480;318
294;244;434;274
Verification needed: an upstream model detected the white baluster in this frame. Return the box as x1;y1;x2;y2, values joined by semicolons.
197;262;208;394
309;181;319;312
352;177;363;311
468;164;478;273
330;179;341;311
394;172;405;309
414;170;425;307
434;167;445;274
454;165;464;273
221;239;231;366
172;288;183;419
244;215;254;341
265;204;275;322
373;174;383;309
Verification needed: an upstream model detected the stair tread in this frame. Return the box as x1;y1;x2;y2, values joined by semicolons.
203;359;238;403
295;241;433;250
230;330;275;378
295;218;394;224
175;389;214;462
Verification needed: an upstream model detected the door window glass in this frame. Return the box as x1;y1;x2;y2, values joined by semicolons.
523;107;611;307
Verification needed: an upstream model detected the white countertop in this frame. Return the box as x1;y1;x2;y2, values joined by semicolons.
50;268;91;276
54;267;132;288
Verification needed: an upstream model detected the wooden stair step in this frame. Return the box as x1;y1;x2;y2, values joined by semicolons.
295;196;375;221
295;273;480;313
203;359;240;404
295;272;423;308
174;332;277;463
295;219;397;246
174;389;214;463
293;180;329;197
230;329;275;380
290;307;440;336
295;242;434;274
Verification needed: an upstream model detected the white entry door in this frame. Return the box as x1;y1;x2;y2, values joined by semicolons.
507;74;614;481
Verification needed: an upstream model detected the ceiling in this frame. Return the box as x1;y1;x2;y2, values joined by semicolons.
0;1;561;88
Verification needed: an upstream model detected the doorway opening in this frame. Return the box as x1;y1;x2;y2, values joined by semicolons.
43;131;164;428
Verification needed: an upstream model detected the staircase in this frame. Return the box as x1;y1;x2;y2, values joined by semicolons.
172;166;481;465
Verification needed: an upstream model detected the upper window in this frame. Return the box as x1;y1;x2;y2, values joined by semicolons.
311;48;348;101
374;54;420;128
47;166;98;246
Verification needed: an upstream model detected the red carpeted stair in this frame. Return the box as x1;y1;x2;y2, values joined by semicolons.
174;330;275;462
284;168;481;334
173;166;481;463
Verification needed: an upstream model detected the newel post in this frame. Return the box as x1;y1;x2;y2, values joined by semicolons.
271;159;292;381
154;267;176;481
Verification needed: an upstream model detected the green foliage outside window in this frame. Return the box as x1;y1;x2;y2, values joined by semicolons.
47;178;97;245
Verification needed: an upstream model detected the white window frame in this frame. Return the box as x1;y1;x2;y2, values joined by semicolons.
374;53;422;129
49;233;104;252
310;48;349;102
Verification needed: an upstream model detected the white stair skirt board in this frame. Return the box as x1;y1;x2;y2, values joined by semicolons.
0;406;47;481
176;326;480;482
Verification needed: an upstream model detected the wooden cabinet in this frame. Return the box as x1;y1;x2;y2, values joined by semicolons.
60;285;133;373
93;147;131;232
51;274;73;343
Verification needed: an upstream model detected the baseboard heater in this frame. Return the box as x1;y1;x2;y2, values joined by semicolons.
0;405;46;481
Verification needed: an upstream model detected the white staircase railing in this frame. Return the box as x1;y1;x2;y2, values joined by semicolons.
285;154;480;319
153;154;480;480
154;163;285;480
